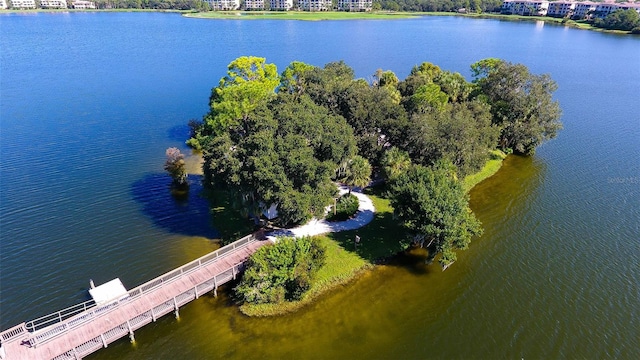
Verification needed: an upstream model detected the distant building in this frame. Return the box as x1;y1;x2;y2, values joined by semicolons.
207;0;240;10
72;0;96;9
270;0;293;10
618;3;640;15
244;0;264;10
339;0;372;12
300;0;332;11
0;0;8;10
40;0;68;8
9;0;36;9
594;3;619;18
501;1;549;16
546;1;575;18
572;2;596;19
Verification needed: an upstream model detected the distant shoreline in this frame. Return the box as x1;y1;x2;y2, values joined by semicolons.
3;9;635;35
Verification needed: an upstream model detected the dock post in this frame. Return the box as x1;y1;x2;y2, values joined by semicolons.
173;298;179;319
126;320;135;343
214;287;217;297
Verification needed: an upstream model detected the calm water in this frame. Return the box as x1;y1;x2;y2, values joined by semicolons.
1;13;639;359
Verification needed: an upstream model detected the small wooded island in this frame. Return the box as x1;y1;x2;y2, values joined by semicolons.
183;56;561;315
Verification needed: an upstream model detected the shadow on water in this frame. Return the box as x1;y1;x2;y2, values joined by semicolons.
167;124;191;143
130;173;220;239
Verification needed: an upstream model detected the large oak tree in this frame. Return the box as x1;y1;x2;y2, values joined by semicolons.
388;162;482;269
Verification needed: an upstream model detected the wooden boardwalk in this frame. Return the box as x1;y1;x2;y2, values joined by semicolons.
0;235;268;360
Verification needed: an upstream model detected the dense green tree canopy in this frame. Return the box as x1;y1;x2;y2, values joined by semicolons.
190;56;561;235
594;9;640;32
388;162;482;268
341;82;408;163
206;56;280;136
405;101;499;177
203;88;356;226
472;58;562;155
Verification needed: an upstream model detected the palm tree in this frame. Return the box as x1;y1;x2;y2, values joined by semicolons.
381;147;411;181
341;155;372;193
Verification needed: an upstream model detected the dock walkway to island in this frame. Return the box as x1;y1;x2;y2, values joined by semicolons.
0;188;376;360
0;234;266;360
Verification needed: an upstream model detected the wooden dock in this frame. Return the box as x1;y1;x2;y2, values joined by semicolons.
0;235;268;360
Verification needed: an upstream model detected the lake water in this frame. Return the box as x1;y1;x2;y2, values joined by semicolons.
0;12;638;359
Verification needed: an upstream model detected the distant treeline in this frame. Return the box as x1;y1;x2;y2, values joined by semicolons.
375;0;503;13
89;0;504;12
92;0;210;10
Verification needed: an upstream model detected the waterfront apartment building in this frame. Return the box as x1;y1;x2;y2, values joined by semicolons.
546;1;575;17
572;1;596;18
9;0;36;8
245;0;264;10
0;0;7;9
338;0;372;11
270;0;293;10
502;1;640;19
72;0;95;8
591;3;640;18
300;0;332;11
207;0;240;10
501;1;549;16
40;0;68;8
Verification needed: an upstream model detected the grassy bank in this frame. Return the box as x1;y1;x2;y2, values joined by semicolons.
185;10;634;34
458;12;635;35
462;149;507;193
185;10;422;21
240;152;506;316
239;235;371;316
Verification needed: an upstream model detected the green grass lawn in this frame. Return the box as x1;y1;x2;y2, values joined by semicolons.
327;188;409;262
185;10;423;21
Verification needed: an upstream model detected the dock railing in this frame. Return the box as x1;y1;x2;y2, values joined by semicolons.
0;234;256;347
